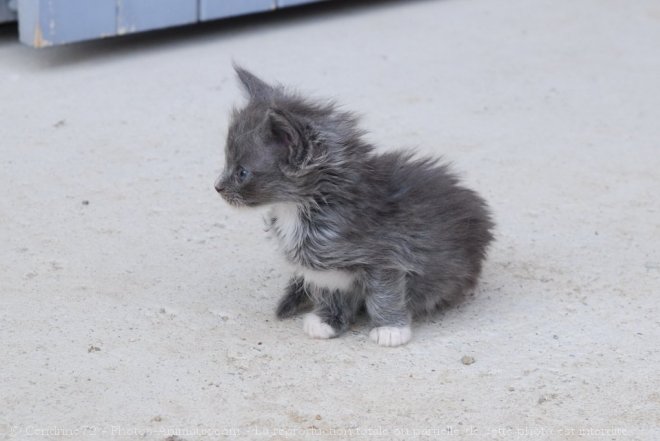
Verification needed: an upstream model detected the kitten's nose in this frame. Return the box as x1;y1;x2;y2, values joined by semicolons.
214;177;226;194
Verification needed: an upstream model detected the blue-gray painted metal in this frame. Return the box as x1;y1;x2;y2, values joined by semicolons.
199;0;275;21
118;0;198;35
0;0;17;23
18;0;116;48
17;0;325;48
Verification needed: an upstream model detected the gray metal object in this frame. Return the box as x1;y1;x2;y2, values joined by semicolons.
14;0;326;48
0;0;17;23
199;0;275;21
18;0;116;47
118;0;198;35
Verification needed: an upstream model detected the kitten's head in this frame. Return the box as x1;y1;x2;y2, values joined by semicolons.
214;67;307;207
214;66;369;207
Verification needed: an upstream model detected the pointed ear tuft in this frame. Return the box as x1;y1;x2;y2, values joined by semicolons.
233;64;273;100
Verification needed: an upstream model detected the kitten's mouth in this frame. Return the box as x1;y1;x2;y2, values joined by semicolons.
221;193;248;208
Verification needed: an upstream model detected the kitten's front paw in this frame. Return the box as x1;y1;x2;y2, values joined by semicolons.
369;326;412;347
303;313;336;339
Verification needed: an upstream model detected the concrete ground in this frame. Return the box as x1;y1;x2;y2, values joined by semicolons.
1;0;659;439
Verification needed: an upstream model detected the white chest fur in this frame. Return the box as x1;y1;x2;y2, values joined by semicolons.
268;202;356;292
297;266;356;292
269;202;302;254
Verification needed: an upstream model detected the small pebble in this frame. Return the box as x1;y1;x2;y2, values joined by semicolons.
461;355;476;365
538;393;557;404
82;200;89;205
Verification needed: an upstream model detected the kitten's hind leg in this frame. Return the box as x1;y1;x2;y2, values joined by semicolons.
364;269;412;347
276;277;313;319
303;288;361;339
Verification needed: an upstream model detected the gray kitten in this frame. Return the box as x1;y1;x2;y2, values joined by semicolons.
215;66;494;346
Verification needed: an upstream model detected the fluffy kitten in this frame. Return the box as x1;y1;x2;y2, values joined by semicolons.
215;66;494;347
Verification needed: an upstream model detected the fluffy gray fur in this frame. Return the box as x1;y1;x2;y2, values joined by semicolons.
215;66;494;346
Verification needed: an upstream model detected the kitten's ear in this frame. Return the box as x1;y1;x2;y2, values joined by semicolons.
268;109;300;147
268;109;310;168
234;64;273;100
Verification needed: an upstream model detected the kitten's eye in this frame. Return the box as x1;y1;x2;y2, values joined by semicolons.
236;166;250;182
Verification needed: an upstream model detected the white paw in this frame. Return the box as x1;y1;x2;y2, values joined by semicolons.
303;313;336;339
369;326;412;347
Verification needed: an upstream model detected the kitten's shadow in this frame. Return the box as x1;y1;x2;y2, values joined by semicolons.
419;290;475;327
414;267;503;336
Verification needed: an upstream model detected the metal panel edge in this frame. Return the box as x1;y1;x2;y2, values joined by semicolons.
18;0;116;48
